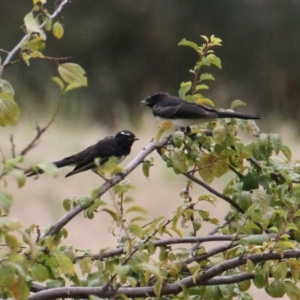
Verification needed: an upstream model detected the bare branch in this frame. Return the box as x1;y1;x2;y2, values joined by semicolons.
27;249;300;300
0;0;70;76
40;136;171;240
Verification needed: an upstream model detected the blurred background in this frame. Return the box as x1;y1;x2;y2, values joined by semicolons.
1;0;300;127
1;2;300;298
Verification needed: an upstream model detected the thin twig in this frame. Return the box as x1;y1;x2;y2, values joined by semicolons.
20;93;64;156
183;172;244;213
9;135;16;158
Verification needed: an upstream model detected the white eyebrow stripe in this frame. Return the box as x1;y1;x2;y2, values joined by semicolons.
120;131;131;136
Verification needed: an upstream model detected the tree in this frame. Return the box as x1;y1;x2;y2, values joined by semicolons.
1;2;300;299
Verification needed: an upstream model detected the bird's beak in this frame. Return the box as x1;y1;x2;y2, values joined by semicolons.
134;138;139;141
140;100;148;107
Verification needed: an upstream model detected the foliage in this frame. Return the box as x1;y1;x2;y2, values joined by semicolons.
0;0;87;127
1;3;300;299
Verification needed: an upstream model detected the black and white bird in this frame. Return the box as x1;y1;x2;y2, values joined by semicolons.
25;130;138;178
141;92;261;128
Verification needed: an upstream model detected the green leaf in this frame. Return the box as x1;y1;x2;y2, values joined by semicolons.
198;153;218;183
186;261;200;283
265;280;285;298
273;262;288;281
126;205;147;215
140;263;162;279
46;279;64;289
45;18;53;31
231;100;247;109
170;149;187;174
58;63;88;87
0;79;15;96
24;12;46;40
142;157;153;178
238;280;251;292
213;125;226;144
219;284;234;300
5;234;18;252
0;93;20;126
31;263;49;282
284;281;300;300
154;278;163;297
52;21;64;39
239;234;269;245
194;97;215;107
210;35;223;46
242;173;259;191
270;134;282;154
127;276;137;287
0;191;13;214
26;36;46;52
173;131;184;148
253;273;266;289
52;76;65;91
128;223;144;238
288;259;300;282
63;199;71;211
178;81;192;99
10;170;26;188
65;82;86;93
90;296;102;300
116;265;131;281
156;120;173;142
78;257;92;275
205;285;223;300
237;191;252;211
55;252;74;275
178;38;199;51
37;162;59;177
199;73;215;81
206;54;222;69
281;145;292;162
195;84;209;91
251;189;270;210
101;208;119;223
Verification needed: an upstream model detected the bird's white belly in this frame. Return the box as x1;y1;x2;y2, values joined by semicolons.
156;117;215;128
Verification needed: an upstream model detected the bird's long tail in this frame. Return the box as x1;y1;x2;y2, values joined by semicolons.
25;158;73;177
216;111;261;120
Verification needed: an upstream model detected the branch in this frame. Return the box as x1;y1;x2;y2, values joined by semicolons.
76;233;278;261
27;249;300;300
202;272;254;285
184;242;239;264
0;0;70;76
40;136;171;240
183;172;244;213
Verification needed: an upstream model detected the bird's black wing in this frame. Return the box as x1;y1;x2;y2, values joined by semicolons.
153;101;218;119
65;140;118;177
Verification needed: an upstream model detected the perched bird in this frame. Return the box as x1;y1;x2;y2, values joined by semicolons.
141;92;261;128
25;130;138;178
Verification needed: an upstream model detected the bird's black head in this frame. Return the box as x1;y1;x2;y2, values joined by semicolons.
115;130;139;146
140;92;169;108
